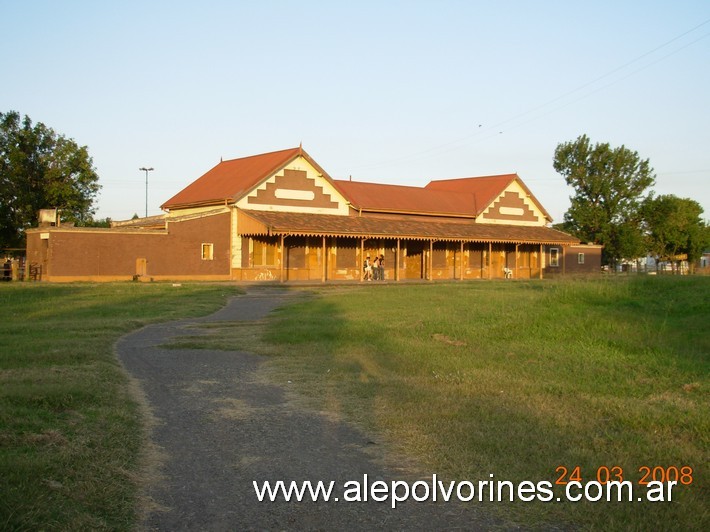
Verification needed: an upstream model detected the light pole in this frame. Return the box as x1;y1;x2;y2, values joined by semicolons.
139;167;154;218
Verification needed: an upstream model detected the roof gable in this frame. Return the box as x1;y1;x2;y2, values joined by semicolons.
161;147;303;210
425;174;516;215
238;161;350;215
426;174;552;222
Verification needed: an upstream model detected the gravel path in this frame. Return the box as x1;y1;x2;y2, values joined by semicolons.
117;288;498;531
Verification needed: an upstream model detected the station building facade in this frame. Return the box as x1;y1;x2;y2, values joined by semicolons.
26;146;597;282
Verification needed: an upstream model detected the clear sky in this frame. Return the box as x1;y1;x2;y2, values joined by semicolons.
3;1;709;223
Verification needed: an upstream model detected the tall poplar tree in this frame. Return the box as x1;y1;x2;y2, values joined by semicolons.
0;111;100;248
553;135;655;266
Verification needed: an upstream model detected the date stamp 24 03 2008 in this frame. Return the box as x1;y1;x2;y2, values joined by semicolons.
554;465;694;502
555;465;694;486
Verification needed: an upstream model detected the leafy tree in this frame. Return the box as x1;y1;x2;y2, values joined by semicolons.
642;195;709;273
84;217;112;228
553;134;655;266
0;111;100;247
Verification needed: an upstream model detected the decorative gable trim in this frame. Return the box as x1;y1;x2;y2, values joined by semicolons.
236;156;350;215
485;191;539;222
479;180;549;226
247;169;340;209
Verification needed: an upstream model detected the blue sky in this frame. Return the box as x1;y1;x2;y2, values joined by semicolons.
3;1;709;222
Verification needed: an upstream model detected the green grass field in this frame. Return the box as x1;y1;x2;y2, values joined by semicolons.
2;277;708;530
0;283;240;530
182;276;709;530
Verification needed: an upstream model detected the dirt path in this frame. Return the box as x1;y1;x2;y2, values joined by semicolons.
117;288;497;530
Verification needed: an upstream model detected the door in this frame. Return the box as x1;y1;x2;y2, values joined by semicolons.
405;242;425;279
136;258;147;277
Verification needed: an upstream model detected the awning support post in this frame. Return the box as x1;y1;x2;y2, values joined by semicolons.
360;238;365;282
321;236;326;283
488;242;492;280
396;239;401;282
459;241;464;281
428;240;433;280
280;234;285;283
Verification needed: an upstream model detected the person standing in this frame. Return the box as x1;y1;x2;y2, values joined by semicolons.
364;255;372;281
378;254;385;281
372;255;380;280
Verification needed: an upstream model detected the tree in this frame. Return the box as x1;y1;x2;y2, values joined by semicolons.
642;195;709;273
553;134;655;266
84;217;112;228
0;111;100;248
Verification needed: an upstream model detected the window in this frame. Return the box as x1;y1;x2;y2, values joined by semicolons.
578;253;585;264
201;243;214;260
550;248;559;267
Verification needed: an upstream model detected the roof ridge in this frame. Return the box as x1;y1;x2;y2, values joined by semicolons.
427;173;517;185
161;146;304;210
220;146;300;164
335;179;429;190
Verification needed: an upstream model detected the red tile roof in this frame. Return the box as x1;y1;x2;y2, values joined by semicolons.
162;147;551;223
161;147;304;210
334;180;477;217
336;174;550;220
426;174;552;221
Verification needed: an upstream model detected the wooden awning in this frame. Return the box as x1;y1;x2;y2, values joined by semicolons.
238;210;579;245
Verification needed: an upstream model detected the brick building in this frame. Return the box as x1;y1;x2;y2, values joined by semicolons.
26;146;600;282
